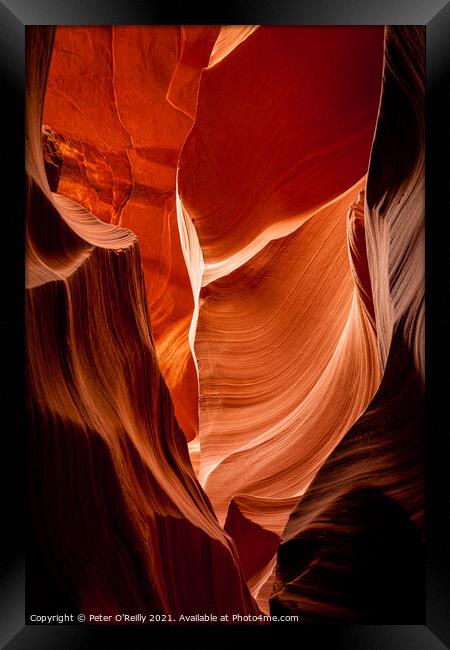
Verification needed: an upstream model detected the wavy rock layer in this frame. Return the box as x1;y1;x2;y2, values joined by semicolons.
177;26;384;608
27;26;259;619
270;26;425;622
41;25;263;442
42;26;219;440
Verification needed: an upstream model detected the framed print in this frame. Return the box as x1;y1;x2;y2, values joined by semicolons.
1;1;449;648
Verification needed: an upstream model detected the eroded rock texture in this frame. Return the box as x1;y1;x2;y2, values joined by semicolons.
270;26;425;622
27;26;258;619
27;25;424;621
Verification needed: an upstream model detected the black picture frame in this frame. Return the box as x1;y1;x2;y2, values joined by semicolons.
2;1;449;647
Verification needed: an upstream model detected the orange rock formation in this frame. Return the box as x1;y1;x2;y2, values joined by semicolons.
27;25;424;621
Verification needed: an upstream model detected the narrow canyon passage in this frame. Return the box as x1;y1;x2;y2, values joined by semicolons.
26;25;424;621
